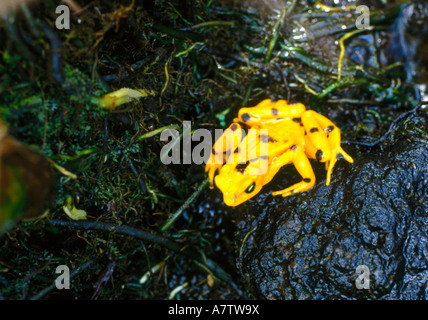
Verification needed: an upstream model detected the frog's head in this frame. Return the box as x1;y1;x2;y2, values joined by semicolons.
214;160;265;206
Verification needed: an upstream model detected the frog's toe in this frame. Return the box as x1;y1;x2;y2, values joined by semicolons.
325;148;354;186
338;146;354;164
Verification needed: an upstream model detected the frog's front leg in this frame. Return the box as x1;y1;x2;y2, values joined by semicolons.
270;144;316;198
205;122;245;188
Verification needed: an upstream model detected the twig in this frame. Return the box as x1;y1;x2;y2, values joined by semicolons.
39;21;64;84
47;218;245;298
128;159;148;195
21;256;53;300
158;178;209;233
344;101;428;147
264;0;297;63
29;260;94;300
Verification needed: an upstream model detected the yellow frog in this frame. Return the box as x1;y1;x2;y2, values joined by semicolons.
205;99;354;206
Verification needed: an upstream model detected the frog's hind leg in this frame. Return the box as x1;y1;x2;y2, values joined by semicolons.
302;110;353;186
271;144;316;198
301;110;332;162
314;112;353;185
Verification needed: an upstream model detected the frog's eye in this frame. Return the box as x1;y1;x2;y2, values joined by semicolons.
245;182;256;194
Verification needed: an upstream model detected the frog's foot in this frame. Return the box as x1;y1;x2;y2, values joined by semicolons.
325;145;354;186
323;123;354;186
271;143;316;198
272;178;315;198
301;110;353;185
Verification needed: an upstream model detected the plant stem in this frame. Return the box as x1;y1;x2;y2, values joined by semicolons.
158;178;209;233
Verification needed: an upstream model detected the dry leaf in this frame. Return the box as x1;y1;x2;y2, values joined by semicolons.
63;196;87;220
91;88;156;110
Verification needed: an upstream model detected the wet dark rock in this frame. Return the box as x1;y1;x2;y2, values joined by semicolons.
236;114;427;299
390;1;428;83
